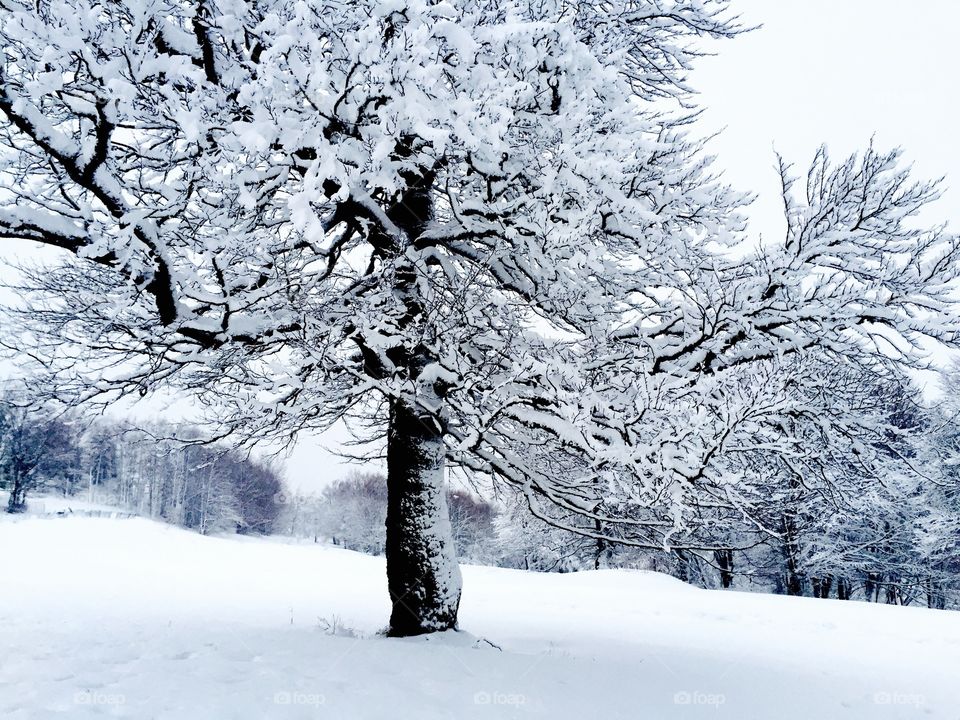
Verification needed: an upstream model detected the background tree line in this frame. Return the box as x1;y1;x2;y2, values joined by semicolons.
0;402;282;535
3;358;957;610
278;361;960;610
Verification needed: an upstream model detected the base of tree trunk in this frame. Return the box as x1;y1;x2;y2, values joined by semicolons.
6;483;27;513
385;399;462;637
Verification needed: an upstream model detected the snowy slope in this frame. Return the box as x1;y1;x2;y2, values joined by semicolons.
0;516;956;719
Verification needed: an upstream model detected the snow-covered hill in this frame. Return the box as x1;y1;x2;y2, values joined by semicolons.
1;515;956;719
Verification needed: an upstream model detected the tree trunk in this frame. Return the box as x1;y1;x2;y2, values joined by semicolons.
371;144;461;636
781;514;804;596
811;575;832;599
6;472;27;513
385;397;462;636
926;579;945;609
836;577;852;600
714;549;734;589
594;517;606;571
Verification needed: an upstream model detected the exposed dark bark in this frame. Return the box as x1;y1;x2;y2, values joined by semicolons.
926;580;946;609
781;513;804;596
594;515;607;570
714;549;734;588
385;396;461;636
380;145;461;636
6;473;27;513
811;575;832;599
784;568;804;596
836;577;852;601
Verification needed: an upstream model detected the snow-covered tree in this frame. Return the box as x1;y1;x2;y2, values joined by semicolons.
275;490;325;541
0;397;79;512
915;363;960;607
699;363;960;606
100;422;283;534
446;488;497;563
318;471;389;554
2;0;959;634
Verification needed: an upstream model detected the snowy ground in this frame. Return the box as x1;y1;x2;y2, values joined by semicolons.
4;493;133;517
1;514;957;719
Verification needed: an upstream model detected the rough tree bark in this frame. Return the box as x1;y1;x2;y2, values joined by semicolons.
386;395;462;636
380;148;462;636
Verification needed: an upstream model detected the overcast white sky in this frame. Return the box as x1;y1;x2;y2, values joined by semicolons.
3;1;959;492
694;0;960;237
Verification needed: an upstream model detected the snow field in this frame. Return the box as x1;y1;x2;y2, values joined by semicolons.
1;516;957;719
